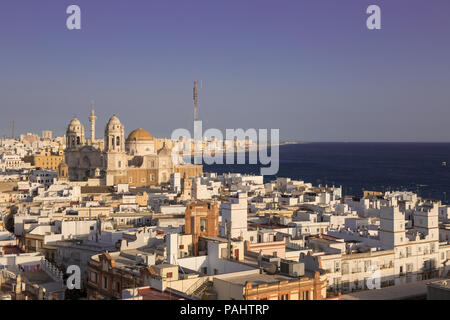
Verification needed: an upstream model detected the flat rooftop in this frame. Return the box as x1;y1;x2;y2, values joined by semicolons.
137;287;184;300
152;263;177;270
341;278;444;300
221;273;297;286
22;271;53;284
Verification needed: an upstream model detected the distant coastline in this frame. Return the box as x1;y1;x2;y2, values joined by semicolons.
204;142;450;204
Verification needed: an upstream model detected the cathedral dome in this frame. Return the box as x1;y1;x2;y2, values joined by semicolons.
127;128;153;141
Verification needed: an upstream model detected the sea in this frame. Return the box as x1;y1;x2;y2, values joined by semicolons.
202;143;450;204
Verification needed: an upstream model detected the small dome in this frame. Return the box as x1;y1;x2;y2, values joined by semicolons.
69;117;81;126
67;117;84;133
127;128;153;141
107;115;122;127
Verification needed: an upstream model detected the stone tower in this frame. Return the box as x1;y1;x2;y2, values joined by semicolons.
89;107;97;143
414;205;439;241
380;206;406;249
66;117;85;150
104;115;127;185
58;162;69;181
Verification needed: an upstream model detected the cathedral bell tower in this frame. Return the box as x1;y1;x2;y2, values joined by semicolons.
66;117;85;150
104;115;127;185
105;115;125;153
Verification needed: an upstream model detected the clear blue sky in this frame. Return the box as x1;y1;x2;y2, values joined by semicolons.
0;0;449;142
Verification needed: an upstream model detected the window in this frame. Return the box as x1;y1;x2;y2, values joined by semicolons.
342;263;349;275
406;264;413;273
335;262;341;272
302;291;309;300
280;294;289;300
103;276;108;289
200;219;206;232
179;245;184;249
166;272;173;278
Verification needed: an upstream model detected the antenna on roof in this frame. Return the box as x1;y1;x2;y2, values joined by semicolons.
193;78;198;122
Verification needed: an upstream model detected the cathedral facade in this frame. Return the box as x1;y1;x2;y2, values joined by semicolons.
63;110;202;187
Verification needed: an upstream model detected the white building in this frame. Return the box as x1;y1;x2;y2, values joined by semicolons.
220;193;248;239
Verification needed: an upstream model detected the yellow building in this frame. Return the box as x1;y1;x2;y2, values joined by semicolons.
24;148;65;171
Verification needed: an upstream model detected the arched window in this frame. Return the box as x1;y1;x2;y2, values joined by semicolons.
116;136;120;146
76;136;81;145
111;136;115;148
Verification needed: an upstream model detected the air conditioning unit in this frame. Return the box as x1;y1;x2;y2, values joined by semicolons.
280;260;305;277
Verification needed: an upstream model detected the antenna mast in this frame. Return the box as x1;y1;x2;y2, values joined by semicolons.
11;120;15;140
193;79;198;122
226;220;232;260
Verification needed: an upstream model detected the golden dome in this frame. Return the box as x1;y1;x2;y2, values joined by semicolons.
127;128;153;141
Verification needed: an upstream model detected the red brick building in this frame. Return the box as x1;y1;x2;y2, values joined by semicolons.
184;201;219;255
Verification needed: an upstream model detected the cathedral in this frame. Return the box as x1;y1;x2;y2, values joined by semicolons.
61;109;202;187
